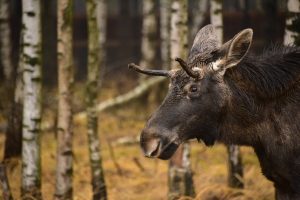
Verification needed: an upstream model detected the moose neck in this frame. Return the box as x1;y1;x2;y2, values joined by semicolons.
219;46;300;147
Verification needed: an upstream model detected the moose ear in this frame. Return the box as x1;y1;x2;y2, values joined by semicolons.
215;29;253;71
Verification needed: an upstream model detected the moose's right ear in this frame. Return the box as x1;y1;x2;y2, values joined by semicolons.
213;29;253;71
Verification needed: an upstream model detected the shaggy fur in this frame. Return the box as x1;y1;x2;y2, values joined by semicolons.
137;25;300;200
216;46;300;199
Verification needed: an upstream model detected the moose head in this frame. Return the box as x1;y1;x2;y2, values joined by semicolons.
129;24;253;160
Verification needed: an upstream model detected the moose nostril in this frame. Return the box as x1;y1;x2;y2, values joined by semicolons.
144;138;161;158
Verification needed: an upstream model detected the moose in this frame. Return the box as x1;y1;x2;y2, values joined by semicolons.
129;24;300;199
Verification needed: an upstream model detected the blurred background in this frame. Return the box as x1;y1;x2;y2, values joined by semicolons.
0;0;298;200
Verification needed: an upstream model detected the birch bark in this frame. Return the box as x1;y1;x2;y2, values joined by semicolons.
170;0;188;68
160;0;171;69
55;0;74;199
168;0;195;199
210;0;244;189
86;0;107;199
210;0;223;42
140;0;156;68
284;0;300;45
21;0;42;199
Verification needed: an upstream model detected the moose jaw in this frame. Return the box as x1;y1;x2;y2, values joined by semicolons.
129;24;300;199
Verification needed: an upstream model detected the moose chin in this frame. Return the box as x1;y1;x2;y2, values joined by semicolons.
129;24;300;199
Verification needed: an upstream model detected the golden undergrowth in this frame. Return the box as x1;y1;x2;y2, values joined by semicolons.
0;80;274;200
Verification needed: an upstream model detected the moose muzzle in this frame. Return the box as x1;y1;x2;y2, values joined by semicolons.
140;126;180;160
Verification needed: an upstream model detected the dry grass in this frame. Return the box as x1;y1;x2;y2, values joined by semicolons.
0;82;275;200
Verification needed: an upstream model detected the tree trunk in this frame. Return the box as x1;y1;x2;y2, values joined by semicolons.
168;0;195;199
170;0;188;67
55;0;74;199
97;0;107;89
3;69;23;160
86;0;107;199
210;0;244;189
0;0;13;81
160;0;171;69
189;0;208;44
210;0;223;42
21;0;42;199
284;0;300;45
168;143;195;200
2;0;23;161
140;0;156;68
227;145;244;188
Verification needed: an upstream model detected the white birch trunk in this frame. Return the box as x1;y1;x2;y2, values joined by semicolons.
140;0;156;68
21;0;42;199
97;0;107;88
0;0;13;81
55;0;74;199
86;0;107;199
210;0;244;188
284;0;300;45
227;145;243;188
170;0;188;68
160;0;171;69
168;0;195;199
210;0;223;43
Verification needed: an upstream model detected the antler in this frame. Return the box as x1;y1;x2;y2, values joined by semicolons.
175;57;200;79
128;63;170;77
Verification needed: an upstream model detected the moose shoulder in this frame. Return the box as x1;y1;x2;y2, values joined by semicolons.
129;24;300;200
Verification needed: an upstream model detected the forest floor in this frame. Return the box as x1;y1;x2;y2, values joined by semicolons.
0;77;274;200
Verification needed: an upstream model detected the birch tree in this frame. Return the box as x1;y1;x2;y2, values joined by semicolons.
210;0;244;188
86;0;107;199
140;0;156;69
21;0;42;199
210;0;223;43
168;0;195;199
97;0;107;88
160;0;171;69
55;0;74;199
0;0;13;81
284;0;300;45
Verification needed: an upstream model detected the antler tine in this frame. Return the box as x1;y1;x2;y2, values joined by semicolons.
175;57;199;78
128;63;170;77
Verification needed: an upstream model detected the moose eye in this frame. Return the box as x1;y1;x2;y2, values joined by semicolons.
189;85;198;93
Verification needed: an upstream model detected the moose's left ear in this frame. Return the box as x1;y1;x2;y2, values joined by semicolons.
215;29;253;71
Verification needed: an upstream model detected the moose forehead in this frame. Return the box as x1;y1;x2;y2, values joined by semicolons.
170;64;212;89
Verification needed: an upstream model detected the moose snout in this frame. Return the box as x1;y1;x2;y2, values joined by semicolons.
140;128;163;158
140;126;180;160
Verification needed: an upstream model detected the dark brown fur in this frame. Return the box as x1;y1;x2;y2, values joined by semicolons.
221;46;300;199
133;25;300;200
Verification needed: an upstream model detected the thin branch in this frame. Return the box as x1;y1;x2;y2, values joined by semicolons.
74;76;165;122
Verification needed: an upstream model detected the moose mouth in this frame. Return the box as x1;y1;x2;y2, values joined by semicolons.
157;141;180;160
144;138;180;160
